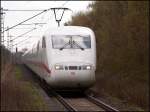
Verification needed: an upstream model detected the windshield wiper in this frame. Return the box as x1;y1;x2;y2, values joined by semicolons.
59;40;71;50
72;40;84;50
59;37;85;50
78;35;89;38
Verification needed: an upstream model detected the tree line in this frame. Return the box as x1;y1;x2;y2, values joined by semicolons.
65;1;149;109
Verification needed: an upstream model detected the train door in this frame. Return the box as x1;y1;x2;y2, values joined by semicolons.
41;36;47;78
36;41;41;77
41;36;46;62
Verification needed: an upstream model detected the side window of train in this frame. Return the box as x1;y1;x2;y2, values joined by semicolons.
32;48;33;55
37;41;40;52
42;36;46;48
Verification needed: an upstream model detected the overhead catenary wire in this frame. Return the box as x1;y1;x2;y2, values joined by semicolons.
10;28;36;41
21;23;46;25
3;24;44;42
5;27;37;29
8;1;70;50
17;43;28;47
13;35;39;48
3;8;51;33
3;1;70;33
4;23;45;30
3;9;46;11
12;36;34;47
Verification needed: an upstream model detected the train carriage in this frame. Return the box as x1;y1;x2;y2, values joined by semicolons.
23;26;96;90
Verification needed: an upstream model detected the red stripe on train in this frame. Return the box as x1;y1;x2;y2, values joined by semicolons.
41;63;51;73
26;60;51;74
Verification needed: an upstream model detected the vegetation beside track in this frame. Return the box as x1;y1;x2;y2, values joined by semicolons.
65;1;149;110
1;65;49;111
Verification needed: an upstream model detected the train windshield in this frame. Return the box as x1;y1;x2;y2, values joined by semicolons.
52;35;91;50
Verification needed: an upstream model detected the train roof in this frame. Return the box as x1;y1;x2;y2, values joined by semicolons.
23;26;94;55
44;26;94;35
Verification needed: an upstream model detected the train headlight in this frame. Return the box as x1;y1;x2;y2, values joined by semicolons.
82;65;92;70
55;65;64;70
86;65;91;70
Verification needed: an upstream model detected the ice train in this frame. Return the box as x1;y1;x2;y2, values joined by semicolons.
23;26;96;90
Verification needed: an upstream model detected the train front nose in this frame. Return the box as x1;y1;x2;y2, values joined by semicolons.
50;64;95;89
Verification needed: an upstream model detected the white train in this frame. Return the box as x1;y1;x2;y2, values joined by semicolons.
23;26;96;90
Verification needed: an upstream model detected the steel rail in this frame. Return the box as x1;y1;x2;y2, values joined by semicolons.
35;76;118;112
50;90;77;112
86;94;119;111
30;73;77;112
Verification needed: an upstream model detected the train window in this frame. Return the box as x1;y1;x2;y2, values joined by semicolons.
37;41;40;52
42;36;46;48
32;48;33;54
52;35;91;49
73;35;91;48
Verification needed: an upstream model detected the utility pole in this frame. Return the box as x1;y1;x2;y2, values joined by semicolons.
10;35;13;64
7;26;9;64
9;37;14;64
1;7;5;72
1;8;5;46
7;26;9;50
16;45;18;53
15;44;18;64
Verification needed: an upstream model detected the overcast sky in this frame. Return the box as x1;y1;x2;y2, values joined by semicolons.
1;1;93;52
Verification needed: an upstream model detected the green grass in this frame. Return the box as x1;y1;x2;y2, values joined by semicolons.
22;82;49;110
14;67;23;80
14;66;48;111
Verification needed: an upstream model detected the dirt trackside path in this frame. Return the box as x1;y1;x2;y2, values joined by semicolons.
1;64;66;111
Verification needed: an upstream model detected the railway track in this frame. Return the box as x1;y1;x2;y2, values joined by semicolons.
26;65;119;111
40;81;119;111
53;91;104;111
51;90;119;111
86;93;119;111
